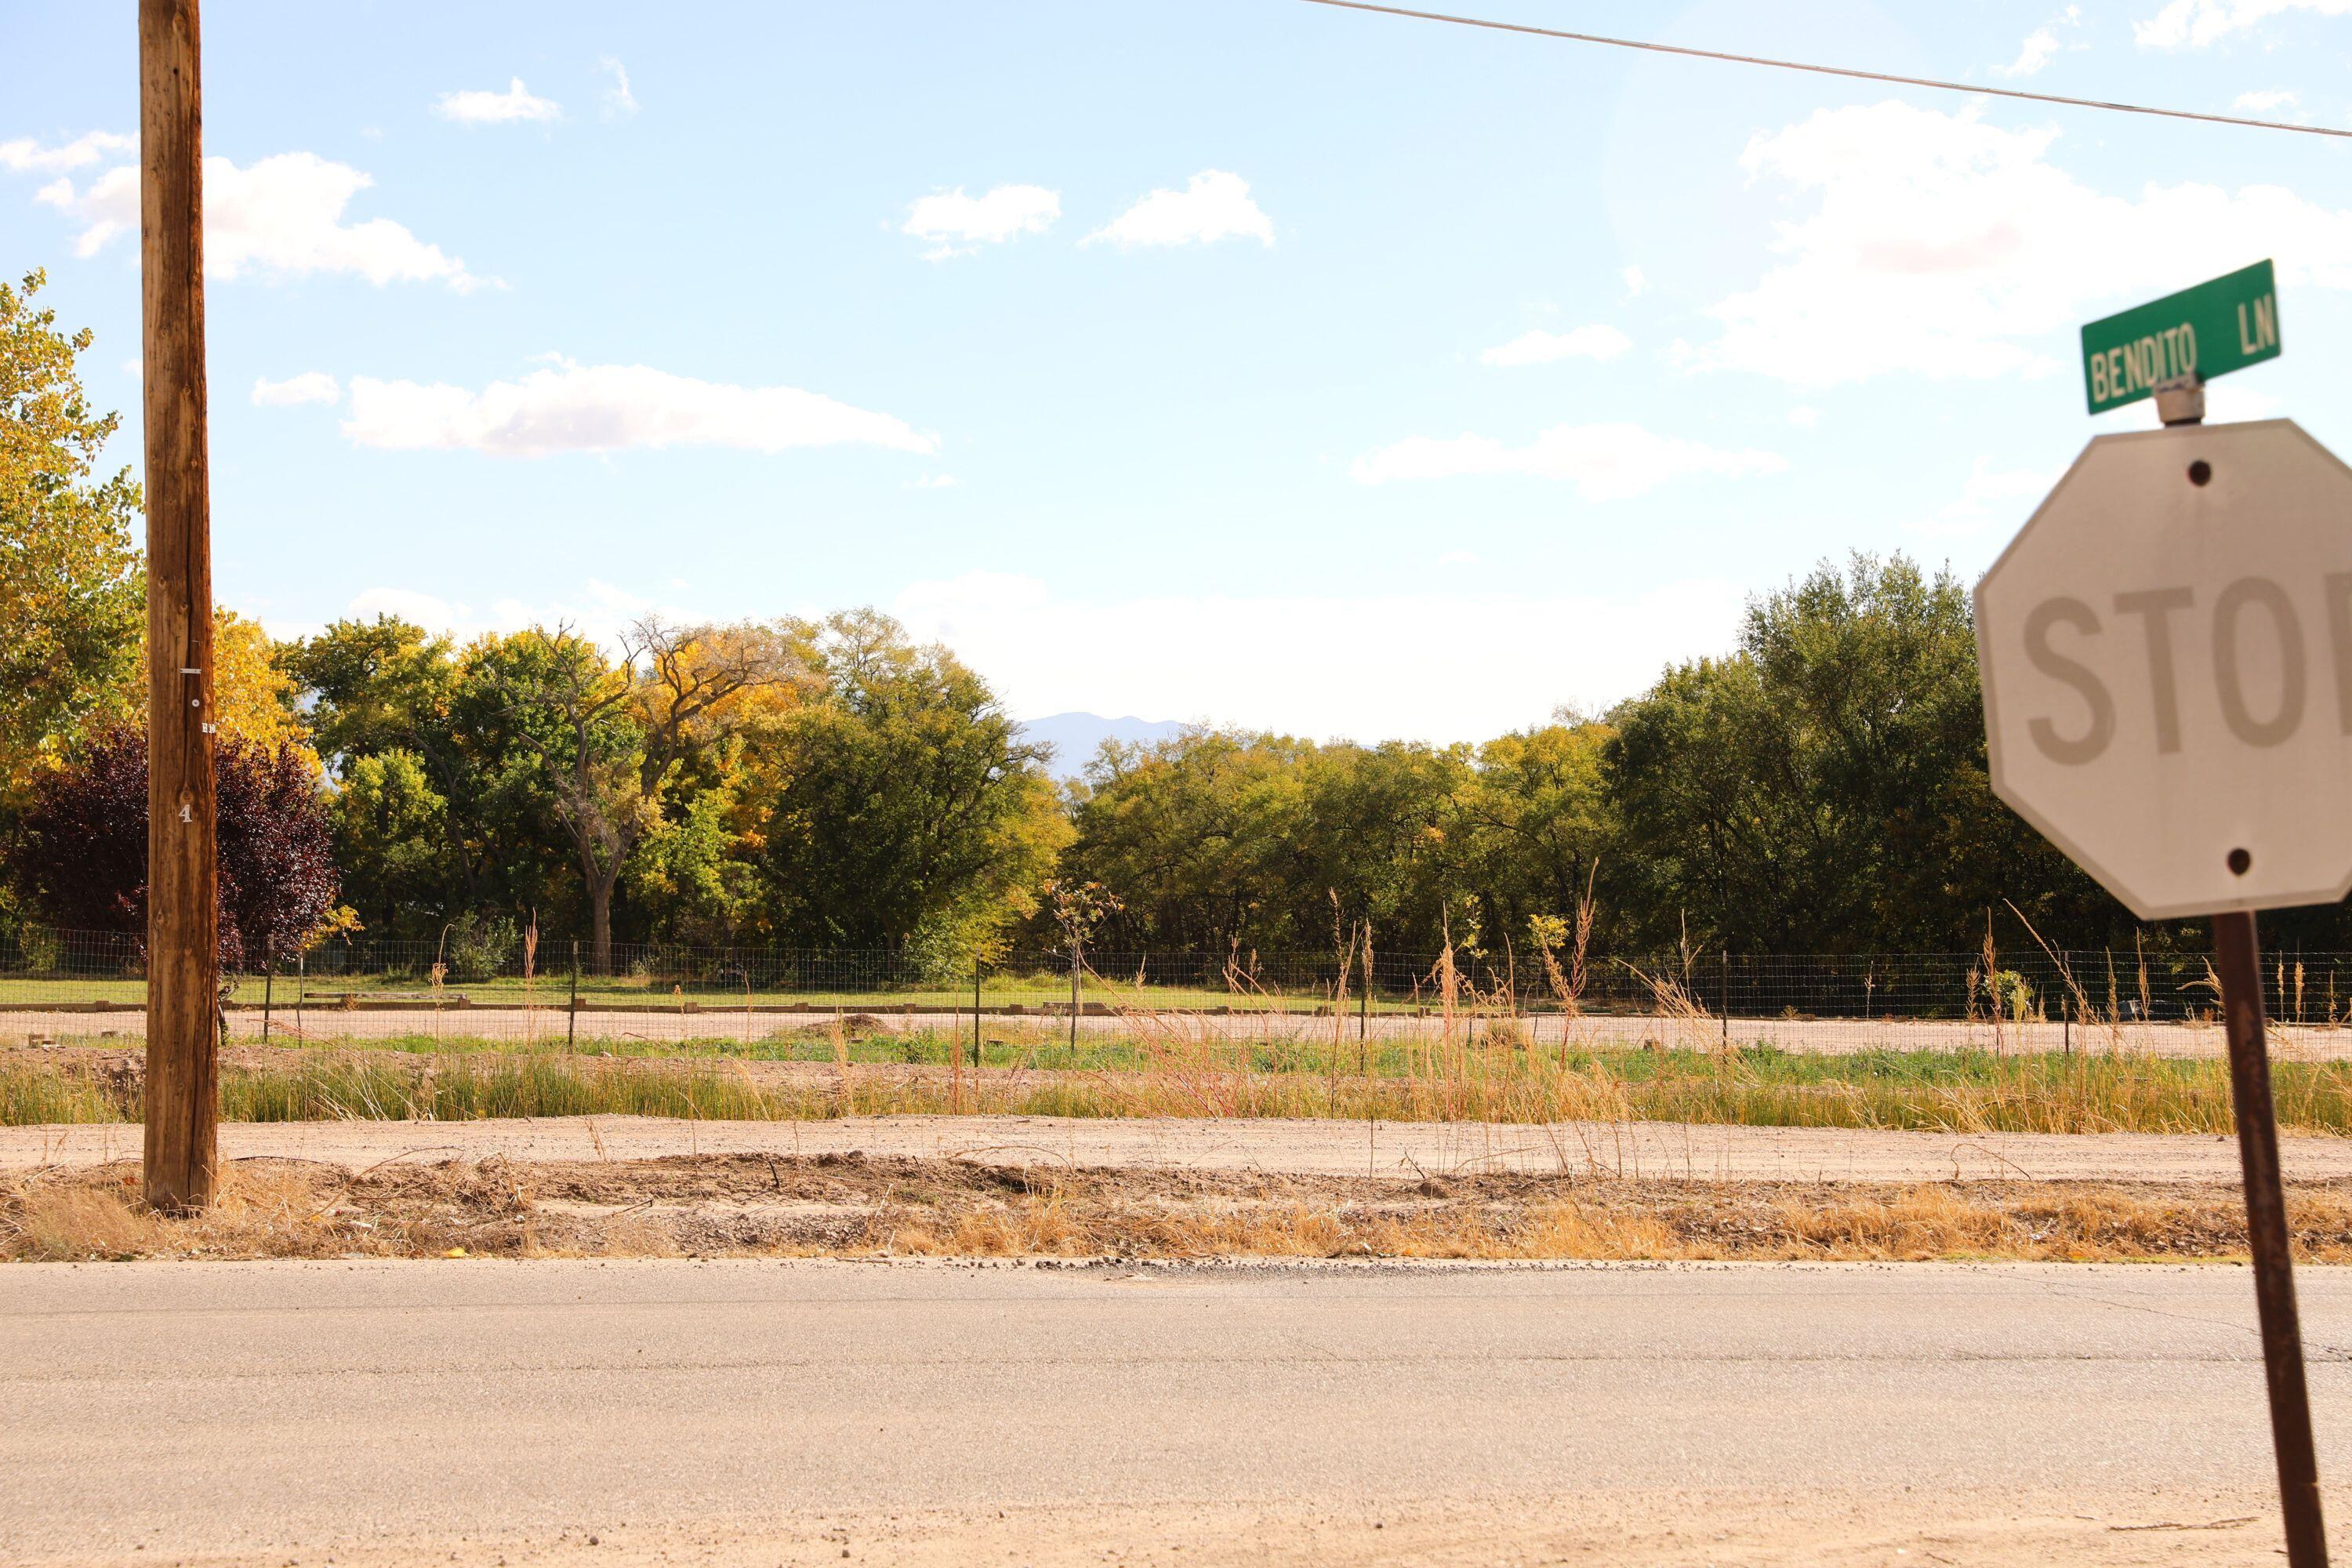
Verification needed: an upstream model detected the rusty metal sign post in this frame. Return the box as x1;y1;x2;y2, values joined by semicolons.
1976;299;2328;1562
2212;906;2328;1563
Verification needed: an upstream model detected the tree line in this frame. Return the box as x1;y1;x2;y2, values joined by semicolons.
7;267;2325;968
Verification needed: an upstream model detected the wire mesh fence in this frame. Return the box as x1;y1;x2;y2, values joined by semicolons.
6;924;2352;1060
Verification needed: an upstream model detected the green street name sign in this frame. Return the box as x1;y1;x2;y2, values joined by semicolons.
2081;259;2280;414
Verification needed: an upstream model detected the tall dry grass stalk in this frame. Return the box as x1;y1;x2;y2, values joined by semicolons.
829;1011;855;1114
2005;899;2125;1056
521;913;539;1048
1535;864;1599;1073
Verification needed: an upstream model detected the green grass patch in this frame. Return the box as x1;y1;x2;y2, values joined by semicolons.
9;1038;2352;1136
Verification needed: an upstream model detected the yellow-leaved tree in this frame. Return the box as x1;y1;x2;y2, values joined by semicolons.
95;608;315;764
0;270;143;800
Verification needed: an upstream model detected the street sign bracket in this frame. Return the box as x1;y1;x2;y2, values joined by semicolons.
2153;372;2205;427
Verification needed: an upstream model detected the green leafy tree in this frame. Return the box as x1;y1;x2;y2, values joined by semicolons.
282;616;519;927
1607;655;1807;949
1606;554;2111;951
280;615;462;769
330;750;458;940
624;780;761;942
1460;718;1618;950
1060;731;1480;955
1059;728;1313;950
461;627;648;972
750;610;1064;952
1294;740;1475;949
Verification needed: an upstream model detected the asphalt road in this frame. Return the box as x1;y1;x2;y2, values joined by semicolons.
7;1260;2352;1566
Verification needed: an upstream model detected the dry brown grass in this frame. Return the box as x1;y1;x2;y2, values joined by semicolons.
9;1152;2351;1265
1;1160;361;1261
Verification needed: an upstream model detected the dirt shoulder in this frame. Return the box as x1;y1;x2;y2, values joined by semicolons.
8;1145;2350;1264
8;1109;2348;1185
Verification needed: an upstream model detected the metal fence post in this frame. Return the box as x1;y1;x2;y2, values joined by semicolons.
973;954;982;1069
567;939;579;1052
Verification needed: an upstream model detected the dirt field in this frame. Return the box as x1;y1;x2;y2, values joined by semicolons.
10;1002;2352;1058
9;1109;2350;1184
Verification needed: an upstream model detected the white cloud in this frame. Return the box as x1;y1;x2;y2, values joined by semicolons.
435;78;561;125
1349;423;1787;501
347;586;471;630
252;372;342;407
34;151;483;289
0;131;134;174
598;58;638;118
1787;405;1822;428
339;358;937;458
2234;88;2303;111
2137;0;2352;46
1695;100;2352;387
1086;170;1273;249
1996;9;2082;77
1910;456;2061;541
906;474;960;489
1621;265;1649;296
1436;550;1479;566
1479;324;1633;367
901;184;1060;259
893;572;1750;743
1996;28;2063;76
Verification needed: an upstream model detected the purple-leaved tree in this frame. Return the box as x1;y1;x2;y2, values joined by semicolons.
12;726;339;968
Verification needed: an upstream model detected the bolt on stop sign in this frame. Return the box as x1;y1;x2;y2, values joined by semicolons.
1976;419;2352;920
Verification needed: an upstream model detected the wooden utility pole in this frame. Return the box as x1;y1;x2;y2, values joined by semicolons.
140;0;219;1212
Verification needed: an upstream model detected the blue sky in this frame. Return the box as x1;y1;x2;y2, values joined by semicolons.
8;0;2352;742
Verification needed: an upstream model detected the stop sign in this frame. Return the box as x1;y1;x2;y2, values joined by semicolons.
1976;419;2352;920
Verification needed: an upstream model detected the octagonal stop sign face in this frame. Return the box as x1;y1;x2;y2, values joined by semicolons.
1976;419;2352;920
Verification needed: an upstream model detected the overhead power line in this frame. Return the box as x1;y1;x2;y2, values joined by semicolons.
1298;0;2352;141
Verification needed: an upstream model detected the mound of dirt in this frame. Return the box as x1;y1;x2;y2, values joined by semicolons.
5;1152;2336;1265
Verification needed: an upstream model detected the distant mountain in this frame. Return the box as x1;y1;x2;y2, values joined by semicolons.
1020;712;1185;779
